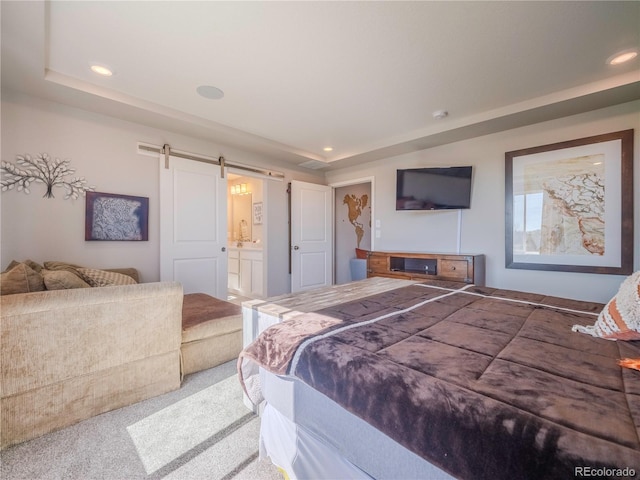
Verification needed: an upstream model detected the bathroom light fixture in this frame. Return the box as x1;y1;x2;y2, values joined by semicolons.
607;49;638;66
231;183;250;195
323;147;333;152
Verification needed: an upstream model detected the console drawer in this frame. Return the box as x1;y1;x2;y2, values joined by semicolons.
439;259;469;281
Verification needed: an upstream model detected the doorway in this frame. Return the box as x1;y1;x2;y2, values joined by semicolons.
333;180;373;285
227;173;265;301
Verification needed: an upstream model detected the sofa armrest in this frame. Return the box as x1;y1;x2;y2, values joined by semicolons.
1;281;183;398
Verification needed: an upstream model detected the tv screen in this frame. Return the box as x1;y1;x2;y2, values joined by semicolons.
396;166;473;210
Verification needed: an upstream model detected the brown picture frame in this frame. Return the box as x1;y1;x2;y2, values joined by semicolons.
505;129;633;275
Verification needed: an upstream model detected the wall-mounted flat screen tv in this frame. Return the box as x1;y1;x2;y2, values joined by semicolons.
396;166;473;210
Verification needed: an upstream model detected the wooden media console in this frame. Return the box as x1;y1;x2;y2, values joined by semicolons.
366;250;485;285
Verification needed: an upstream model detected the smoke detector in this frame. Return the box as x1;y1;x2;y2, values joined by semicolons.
432;110;448;120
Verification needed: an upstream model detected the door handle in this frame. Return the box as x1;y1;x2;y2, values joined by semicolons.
221;247;226;252
293;245;299;250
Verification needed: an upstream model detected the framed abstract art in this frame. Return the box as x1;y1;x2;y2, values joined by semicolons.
85;191;149;241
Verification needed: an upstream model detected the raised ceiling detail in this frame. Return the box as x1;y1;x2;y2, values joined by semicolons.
2;1;639;171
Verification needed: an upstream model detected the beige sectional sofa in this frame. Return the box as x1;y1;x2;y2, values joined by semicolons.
0;264;184;449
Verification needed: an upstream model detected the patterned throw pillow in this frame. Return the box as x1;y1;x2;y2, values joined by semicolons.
572;271;640;340
77;268;138;287
42;270;91;290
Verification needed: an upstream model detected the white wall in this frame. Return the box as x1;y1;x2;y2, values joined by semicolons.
326;100;640;303
1;91;322;288
4;92;638;302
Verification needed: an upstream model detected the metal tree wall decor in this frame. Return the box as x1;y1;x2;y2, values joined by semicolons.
1;153;95;199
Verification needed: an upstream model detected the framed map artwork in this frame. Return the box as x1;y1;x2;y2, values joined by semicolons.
85;192;149;241
505;129;633;275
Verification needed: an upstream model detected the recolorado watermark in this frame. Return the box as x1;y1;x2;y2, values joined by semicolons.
575;466;636;477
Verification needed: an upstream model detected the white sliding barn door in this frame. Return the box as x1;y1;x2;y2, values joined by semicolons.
160;155;227;299
291;180;333;292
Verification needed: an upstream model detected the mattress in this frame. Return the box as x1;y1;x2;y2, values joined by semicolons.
239;279;640;479
260;368;455;479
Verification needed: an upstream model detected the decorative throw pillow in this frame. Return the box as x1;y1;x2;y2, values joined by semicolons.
24;263;46;292
24;259;44;273
42;269;91;290
105;268;140;283
1;263;30;295
43;261;84;276
0;262;45;295
77;268;137;287
4;260;21;272
572;271;640;340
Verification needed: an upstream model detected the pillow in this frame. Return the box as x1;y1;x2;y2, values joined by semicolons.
1;263;30;295
105;268;140;283
4;259;44;274
42;269;91;290
24;259;44;273
4;260;21;272
77;268;137;287
43;261;84;276
572;271;640;340
0;262;45;295
355;248;369;260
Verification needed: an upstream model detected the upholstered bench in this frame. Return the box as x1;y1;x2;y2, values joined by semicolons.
181;293;243;375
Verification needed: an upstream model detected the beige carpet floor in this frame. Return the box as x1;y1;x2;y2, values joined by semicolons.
0;360;283;480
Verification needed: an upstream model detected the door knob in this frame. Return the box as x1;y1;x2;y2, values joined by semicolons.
293;245;299;250
221;247;226;252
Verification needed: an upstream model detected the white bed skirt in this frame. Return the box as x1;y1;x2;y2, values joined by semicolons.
260;403;373;480
259;368;455;480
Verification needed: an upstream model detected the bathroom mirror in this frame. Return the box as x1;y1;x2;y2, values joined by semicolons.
231;192;252;242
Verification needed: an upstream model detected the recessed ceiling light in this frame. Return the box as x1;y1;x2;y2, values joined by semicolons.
197;85;224;100
90;64;113;76
607;49;638;66
323;146;333;152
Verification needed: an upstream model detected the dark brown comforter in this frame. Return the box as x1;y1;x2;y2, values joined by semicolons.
239;281;640;479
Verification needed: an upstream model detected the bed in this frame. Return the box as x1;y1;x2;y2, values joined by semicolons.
239;277;640;479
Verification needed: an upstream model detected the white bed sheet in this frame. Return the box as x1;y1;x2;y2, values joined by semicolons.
259;368;455;480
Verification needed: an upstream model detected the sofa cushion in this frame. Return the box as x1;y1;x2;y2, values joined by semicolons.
41;269;91;290
77;268;138;287
181;293;242;343
0;263;45;295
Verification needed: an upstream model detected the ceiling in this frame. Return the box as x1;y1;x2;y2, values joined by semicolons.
2;1;639;172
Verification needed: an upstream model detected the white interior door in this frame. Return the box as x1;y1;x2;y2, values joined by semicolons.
291;180;333;292
160;155;227;299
